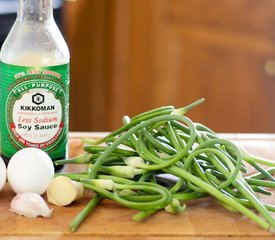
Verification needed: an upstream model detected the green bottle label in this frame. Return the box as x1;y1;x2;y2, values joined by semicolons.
0;61;69;160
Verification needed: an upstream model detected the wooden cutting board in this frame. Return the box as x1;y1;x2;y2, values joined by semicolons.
1;133;275;239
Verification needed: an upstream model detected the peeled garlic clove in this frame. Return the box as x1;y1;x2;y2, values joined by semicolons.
10;192;52;218
47;176;84;207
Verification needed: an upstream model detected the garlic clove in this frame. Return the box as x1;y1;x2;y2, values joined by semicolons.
10;192;52;218
47;176;84;206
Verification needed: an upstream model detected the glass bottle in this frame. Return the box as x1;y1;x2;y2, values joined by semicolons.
0;0;70;168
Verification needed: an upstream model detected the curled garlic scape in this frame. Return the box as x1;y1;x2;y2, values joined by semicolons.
10;192;52;218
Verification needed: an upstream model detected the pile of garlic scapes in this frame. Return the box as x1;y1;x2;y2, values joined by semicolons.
0;148;82;218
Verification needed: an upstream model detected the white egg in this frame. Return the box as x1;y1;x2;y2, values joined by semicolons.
7;148;54;195
0;157;7;191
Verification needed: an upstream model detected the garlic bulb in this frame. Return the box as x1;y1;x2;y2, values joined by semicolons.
0;157;6;191
10;192;52;218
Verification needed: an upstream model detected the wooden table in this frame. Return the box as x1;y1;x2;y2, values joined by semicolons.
1;133;275;239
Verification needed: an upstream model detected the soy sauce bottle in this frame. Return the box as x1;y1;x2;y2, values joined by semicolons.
0;0;70;169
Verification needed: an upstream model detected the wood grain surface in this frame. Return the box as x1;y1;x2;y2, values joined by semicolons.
1;133;275;239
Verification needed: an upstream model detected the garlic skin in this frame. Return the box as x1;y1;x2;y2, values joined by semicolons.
10;192;52;218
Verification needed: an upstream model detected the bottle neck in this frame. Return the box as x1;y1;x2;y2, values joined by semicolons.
17;0;53;22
